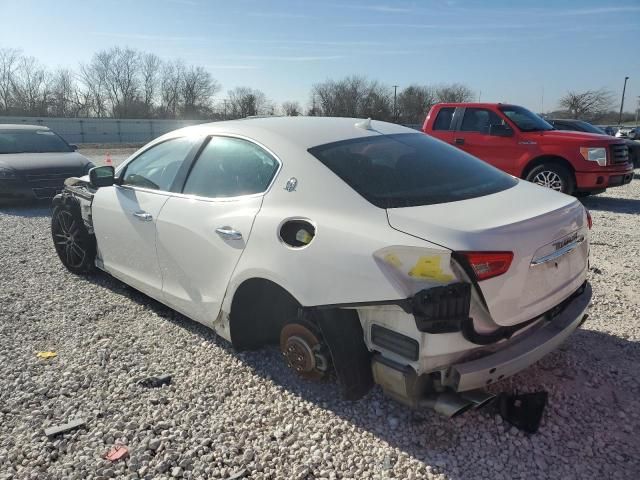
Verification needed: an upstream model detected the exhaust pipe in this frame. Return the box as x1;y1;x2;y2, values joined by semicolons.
418;392;475;418
460;389;496;410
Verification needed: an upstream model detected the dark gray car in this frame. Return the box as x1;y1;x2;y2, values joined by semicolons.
0;124;94;202
549;119;640;168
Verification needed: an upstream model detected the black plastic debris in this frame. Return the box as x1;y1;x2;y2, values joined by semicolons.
497;391;548;433
138;374;172;388
44;418;87;438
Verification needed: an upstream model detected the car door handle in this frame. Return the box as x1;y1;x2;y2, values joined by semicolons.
454;138;465;145
215;227;243;240
132;211;153;221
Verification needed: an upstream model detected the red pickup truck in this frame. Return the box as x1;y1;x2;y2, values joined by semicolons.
423;103;633;195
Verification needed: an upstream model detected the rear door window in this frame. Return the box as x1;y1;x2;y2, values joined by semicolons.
433;107;455;131
182;136;279;198
308;133;517;208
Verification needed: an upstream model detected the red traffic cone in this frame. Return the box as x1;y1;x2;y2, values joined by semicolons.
105;152;113;166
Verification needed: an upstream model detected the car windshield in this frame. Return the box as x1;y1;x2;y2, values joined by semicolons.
308;133;518;208
573;121;607;135
499;105;554;132
0;130;73;154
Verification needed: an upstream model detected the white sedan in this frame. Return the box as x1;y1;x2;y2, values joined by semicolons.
51;117;592;417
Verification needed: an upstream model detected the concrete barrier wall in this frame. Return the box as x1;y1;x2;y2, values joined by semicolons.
0;116;209;144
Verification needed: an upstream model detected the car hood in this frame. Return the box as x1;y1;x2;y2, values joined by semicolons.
523;129;618;146
0;152;91;173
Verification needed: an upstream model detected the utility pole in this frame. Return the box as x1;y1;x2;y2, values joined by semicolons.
478;90;481;102
393;85;399;122
223;99;228;120
618;76;629;125
541;86;544;114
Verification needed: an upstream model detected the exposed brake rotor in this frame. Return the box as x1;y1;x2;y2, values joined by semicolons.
280;323;329;380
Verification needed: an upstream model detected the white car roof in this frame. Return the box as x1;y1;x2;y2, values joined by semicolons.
166;116;419;151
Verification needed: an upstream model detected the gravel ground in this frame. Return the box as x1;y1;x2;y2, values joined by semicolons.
0;165;639;479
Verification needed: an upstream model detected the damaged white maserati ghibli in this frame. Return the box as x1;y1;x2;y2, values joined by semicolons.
51;117;592;417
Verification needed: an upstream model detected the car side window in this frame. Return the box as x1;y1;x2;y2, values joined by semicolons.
553;122;571;131
433;107;455;131
182;136;279;198
460;108;510;134
121;137;195;191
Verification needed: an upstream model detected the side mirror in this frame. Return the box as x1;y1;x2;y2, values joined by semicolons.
69;144;78;151
489;124;513;137
89;165;115;188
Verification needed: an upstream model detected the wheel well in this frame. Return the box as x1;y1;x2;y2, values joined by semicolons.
229;278;300;351
521;155;575;179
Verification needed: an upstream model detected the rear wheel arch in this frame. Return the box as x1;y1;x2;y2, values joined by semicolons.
228;277;373;399
229;277;301;350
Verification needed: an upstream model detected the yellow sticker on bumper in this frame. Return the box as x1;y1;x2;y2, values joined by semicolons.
409;256;453;282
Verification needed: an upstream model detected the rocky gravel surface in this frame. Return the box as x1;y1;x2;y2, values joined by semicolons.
0;166;639;479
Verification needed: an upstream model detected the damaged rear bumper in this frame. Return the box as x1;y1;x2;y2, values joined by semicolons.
443;282;592;391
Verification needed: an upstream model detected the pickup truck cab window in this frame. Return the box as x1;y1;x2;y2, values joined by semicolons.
433;107;455;131
460;108;511;134
121;137;196;191
182;136;279;198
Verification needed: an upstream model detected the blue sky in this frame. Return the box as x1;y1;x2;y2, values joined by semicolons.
1;0;639;113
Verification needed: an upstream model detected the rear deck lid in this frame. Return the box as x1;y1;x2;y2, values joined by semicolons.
387;181;589;326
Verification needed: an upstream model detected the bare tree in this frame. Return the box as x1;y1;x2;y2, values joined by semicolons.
558;88;614;120
181;66;220;118
79;60;108;117
141;53;161;116
311;76;392;120
397;85;436;124
158;60;184;118
226;87;270;118
281;101;301;116
12;56;50;116
0;48;21;113
435;83;474;103
49;68;80;117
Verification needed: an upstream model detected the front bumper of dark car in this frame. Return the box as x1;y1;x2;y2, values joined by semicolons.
0;174;80;201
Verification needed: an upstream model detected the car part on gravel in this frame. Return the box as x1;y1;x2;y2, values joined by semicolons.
104;445;129;462
138;374;172;388
44;418;87;438
497;391;548;433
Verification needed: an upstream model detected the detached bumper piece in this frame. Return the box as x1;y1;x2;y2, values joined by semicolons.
412;282;471;333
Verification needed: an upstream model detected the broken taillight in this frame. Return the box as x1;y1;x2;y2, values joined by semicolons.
458;251;513;281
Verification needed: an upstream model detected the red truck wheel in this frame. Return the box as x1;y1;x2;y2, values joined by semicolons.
525;164;575;195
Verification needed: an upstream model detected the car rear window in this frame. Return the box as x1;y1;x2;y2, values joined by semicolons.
308;133;517;208
0;130;73;154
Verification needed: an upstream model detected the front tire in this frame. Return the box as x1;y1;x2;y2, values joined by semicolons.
525;163;575;195
51;203;96;274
